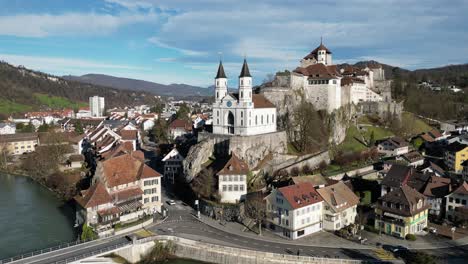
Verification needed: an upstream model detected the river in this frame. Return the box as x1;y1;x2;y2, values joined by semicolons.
0;172;78;259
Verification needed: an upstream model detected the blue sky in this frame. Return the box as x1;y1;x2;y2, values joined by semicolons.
0;0;467;87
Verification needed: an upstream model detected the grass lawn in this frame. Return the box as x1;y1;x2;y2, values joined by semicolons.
0;99;33;114
402;112;433;135
362;126;394;140
338;125;368;153
34;93;87;109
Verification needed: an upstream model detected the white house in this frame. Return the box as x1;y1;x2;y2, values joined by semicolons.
212;60;277;136
217;154;248;203
445;182;468;222
377;137;409;157
317;182;359;231
0;123;16;135
265;182;323;239
162;148;184;184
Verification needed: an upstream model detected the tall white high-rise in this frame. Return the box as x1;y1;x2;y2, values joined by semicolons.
89;96;105;117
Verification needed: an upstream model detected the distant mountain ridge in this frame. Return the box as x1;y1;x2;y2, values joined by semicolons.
63;74;211;97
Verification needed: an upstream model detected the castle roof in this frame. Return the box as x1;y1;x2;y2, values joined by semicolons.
215;61;227;79
294;63;341;79
303;43;332;60
239;59;252;78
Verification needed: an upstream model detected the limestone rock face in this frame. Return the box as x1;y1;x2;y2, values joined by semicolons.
182;139;214;182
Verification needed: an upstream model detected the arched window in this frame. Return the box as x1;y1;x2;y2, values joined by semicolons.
261;115;264;124
255;116;258;125
272;114;275;123
267;115;269;123
241;91;243;98
241;112;243;118
241;120;243;126
217;111;219;117
216;92;219;98
241;80;244;85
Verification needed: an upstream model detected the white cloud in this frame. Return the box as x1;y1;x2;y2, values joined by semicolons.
148;37;205;56
156;57;177;62
0;53;147;73
0;12;158;38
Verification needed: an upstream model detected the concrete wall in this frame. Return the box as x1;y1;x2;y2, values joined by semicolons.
112;236;365;264
265;151;330;176
114;218;153;236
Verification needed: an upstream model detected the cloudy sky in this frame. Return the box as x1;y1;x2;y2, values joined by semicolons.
0;0;467;87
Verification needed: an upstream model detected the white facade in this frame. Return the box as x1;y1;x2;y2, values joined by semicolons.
0;123;16;135
265;186;323;240
218;174;247;203
162;148;184;184
90;96;105;117
141;177;162;214
445;183;468;222
212;60;277;136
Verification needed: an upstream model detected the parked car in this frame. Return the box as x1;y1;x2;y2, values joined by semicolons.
166;200;176;206
383;245;409;253
428;227;437;234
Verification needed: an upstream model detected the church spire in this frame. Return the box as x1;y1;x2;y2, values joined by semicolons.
239;58;251;78
215;61;227;79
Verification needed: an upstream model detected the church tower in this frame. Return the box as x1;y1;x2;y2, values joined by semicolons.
238;58;252;104
215;61;227;102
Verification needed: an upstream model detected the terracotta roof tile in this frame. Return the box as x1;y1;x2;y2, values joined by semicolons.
453;182;468;195
317;181;359;213
119;130;138;140
423;176;451;198
252;94;275;108
294;63;341;79
377;185;429;217
218;154;249;175
278;182;323;210
74;181;112;208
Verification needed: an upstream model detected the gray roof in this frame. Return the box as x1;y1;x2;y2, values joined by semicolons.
239;59;251;78
215;61;227;79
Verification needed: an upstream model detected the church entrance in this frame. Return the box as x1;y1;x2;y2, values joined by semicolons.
227;111;234;134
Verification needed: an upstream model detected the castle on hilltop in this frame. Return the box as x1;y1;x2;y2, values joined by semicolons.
271;41;387;113
212;59;277;136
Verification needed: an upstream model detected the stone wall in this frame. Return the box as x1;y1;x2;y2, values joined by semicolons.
358;100;403;120
113;236;366;264
264;151;330;175
184;131;288;181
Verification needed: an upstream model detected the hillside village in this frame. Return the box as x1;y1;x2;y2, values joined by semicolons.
1;41;468;262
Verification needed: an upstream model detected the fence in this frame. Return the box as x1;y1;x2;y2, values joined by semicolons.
0;238;96;264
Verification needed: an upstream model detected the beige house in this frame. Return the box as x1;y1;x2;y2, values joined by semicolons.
217;154;249;203
0;133;39;155
317;181;359;231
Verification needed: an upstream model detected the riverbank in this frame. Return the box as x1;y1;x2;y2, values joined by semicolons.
0;172;78;259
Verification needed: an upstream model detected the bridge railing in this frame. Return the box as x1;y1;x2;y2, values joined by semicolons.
0;238;96;264
51;241;132;264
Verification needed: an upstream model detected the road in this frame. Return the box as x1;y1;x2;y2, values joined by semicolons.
6;196;468;264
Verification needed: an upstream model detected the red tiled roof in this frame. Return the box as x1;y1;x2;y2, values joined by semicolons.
74;181;112;208
169;119;192;131
101;153;161;188
278;182;323;209
252;94;275;108
218;154;249;175
294;63;341;79
341;76;365;86
303;43;332;60
97;207;120;216
423;176;451;198
453;182;468;195
120;130;138;140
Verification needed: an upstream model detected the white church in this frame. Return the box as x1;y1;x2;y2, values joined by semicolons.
212;59;277;136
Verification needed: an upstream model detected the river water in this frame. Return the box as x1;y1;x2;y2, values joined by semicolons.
0;173;78;259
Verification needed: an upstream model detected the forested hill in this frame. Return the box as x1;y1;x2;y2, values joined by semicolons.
63;74;211;97
0;61;158;117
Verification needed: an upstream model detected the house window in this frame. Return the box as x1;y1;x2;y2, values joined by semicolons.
261;116;264;124
234;185;239;191
228;185;233;191
144;198;149;203
217;91;219;98
240;185;244;191
463;200;467;205
456;199;460;204
297;230;305;237
241;91;244;98
222;185;227;192
151;196;159;202
241;120;243;126
333;80;337;84
255;116;258;125
241;80;244;85
267;115;269;123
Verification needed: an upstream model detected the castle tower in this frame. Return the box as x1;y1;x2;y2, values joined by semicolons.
238;58;252;104
215;61;228;102
316;38;332;65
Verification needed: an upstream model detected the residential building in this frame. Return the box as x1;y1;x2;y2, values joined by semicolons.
75;152;162;234
169;119;192;139
440;119;468;133
377;137;409;157
420;162;445;177
265;182;323;239
212;60;277;135
90;96;105;117
444;142;468;173
420;129;450;144
422;176;451;217
0;123;16;135
381;164;431;196
375;185;430;238
0;133;39;155
397;151;425;167
162;148;184;184
462;160;468;182
217;154;248;203
316;182;359;231
445;182;468;222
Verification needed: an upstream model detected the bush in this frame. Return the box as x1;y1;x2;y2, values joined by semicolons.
301;164;313;175
80;224;97;241
405;234;417;241
290;167;300;176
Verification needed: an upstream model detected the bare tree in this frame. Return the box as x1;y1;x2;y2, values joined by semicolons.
244;193;266;236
